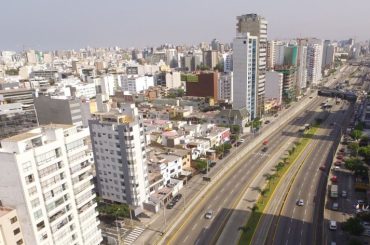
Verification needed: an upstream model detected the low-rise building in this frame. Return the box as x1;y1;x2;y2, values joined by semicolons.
0;205;24;245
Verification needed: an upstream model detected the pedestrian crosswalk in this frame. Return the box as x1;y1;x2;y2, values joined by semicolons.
123;226;145;245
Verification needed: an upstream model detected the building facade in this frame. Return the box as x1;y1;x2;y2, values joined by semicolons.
185;72;219;101
0;206;24;245
89;104;149;210
236;13;268;118
0;125;102;245
35;96;83;127
265;71;283;105
218;72;233;102
232;33;258;120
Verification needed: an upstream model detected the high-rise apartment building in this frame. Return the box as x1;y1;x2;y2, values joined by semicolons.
322;40;335;69
89;104;149;210
296;41;308;92
305;38;323;85
203;50;219;69
236;13;268;117
35;96;83;127
218;72;233;102
0;125;102;245
232;33;258;120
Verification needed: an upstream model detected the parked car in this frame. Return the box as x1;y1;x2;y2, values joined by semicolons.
262;146;268;152
174;194;182;202
319;166;326;171
166;202;175;209
264;120;270;124
331;176;338;183
334;161;343;166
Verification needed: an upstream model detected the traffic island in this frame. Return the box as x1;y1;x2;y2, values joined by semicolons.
238;125;319;245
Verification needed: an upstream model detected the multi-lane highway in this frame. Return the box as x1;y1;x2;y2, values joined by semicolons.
251;66;364;245
163;93;328;245
268;100;352;245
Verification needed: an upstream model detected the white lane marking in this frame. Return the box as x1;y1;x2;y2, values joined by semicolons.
184;235;189;242
192;223;198;231
288;227;291;234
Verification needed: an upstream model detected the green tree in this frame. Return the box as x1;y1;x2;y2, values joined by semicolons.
214;63;224;72
223;142;232;150
355;122;365;131
251;118;262;129
97;201;130;219
351;130;363;141
342;217;364;236
194;159;207;170
230;125;240;135
359;146;370;163
344;158;363;171
348;238;362;245
348;142;360;157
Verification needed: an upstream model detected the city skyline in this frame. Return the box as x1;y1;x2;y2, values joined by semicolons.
1;0;369;51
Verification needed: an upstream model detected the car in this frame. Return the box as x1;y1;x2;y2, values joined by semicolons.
297;199;304;206
205;210;213;219
209;161;216;168
336;155;344;160
274;114;278;117
309;96;313;99
263;139;269;145
357;200;365;205
166;202;175;209
329;220;337;230
332;202;339;210
339;148;345;153
332;166;340;171
174;194;182;202
334;161;343;166
319;166;326;171
262;146;268;152
331;176;338;182
238;139;245;143
341;190;347;197
264;120;270;124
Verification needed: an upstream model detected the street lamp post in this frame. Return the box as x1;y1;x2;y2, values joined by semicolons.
115;209;121;245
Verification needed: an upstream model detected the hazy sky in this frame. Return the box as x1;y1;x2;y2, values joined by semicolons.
1;0;369;51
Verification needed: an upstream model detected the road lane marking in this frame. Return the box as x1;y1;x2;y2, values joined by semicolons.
184;235;189;242
192;223;198;231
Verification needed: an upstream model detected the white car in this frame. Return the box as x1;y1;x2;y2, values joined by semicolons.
205;210;213;219
329;220;337;230
297;199;304;206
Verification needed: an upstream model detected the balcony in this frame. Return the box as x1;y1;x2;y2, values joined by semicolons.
49;208;67;223
70;161;91;177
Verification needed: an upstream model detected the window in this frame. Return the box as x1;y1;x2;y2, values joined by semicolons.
13;228;20;235
10;216;17;224
25;174;34;184
31;198;40;208
34;209;43;220
22;161;32;172
28;186;37;196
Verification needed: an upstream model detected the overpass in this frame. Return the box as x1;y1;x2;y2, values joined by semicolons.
317;89;357;102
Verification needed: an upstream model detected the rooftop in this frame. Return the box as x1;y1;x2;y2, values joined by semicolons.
3;132;40;142
0;206;14;218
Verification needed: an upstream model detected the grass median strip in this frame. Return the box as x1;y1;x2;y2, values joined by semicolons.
238;126;319;245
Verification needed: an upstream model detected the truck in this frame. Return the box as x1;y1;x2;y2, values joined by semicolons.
330;185;338;198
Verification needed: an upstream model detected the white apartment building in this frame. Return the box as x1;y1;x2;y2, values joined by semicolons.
232;33;258;120
306;38;323;85
265;71;283;105
236;13;268;117
296;44;308;92
218;72;233;102
121;75;154;94
0;125;102;245
0;205;24;245
89;104;149;210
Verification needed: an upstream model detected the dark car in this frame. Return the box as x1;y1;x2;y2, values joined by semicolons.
174;194;182;202
166;202;175;209
209;161;216;168
262;146;268;152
